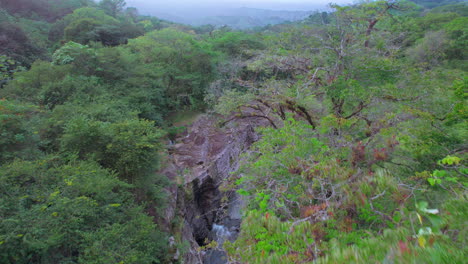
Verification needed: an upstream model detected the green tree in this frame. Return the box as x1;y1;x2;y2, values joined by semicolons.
210;31;265;58
64;18;101;44
127;28;216;108
51;7;121;45
0;22;45;66
0;0;94;22
99;0;126;17
0;158;168;264
0;56;25;88
407;30;450;67
0;100;41;164
0;61;75;106
443;17;468;61
60;117;165;183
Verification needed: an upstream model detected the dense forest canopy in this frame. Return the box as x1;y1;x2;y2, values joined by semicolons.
0;0;466;263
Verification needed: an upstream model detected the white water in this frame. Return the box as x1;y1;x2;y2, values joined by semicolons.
212;224;232;245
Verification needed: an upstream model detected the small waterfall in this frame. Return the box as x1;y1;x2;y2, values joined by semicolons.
212;224;232;245
163;115;258;263
203;224;234;264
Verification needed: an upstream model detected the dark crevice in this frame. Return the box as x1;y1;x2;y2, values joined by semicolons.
192;177;221;246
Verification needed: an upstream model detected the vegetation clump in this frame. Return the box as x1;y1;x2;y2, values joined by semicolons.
0;0;466;263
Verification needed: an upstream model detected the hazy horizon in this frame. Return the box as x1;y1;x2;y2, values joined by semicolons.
125;0;355;11
123;0;355;27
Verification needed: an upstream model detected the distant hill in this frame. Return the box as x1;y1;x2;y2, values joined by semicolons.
409;0;466;9
191;7;314;29
125;3;318;29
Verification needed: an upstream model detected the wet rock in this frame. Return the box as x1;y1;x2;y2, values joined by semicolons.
203;250;228;264
159;114;268;264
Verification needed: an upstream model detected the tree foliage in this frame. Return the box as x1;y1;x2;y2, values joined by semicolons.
213;1;467;263
0;158;168;264
0;0;466;263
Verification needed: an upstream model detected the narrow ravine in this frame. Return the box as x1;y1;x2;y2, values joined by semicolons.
159;114;268;263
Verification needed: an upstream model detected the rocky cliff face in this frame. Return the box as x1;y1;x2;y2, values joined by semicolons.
159;115;265;263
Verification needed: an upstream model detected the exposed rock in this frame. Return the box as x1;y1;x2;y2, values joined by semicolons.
203;250;228;264
159;114;267;263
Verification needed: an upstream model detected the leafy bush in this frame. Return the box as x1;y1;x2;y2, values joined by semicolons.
210;31;265;58
60;117;165;183
225;210;316;263
0;158;168;264
0;100;41;164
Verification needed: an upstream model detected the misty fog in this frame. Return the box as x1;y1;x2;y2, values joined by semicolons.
125;0;354;11
124;0;355;28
